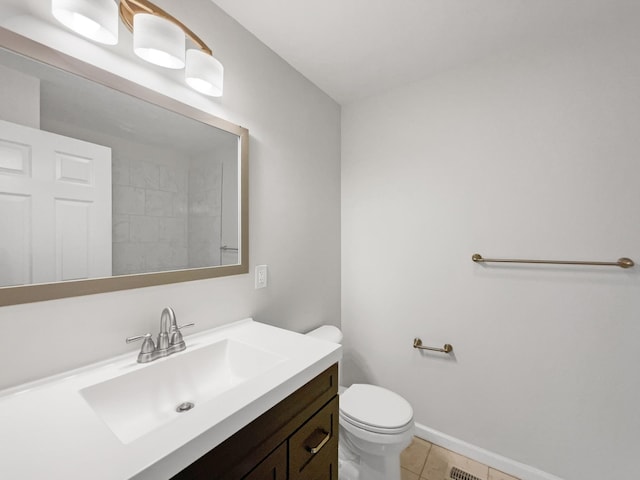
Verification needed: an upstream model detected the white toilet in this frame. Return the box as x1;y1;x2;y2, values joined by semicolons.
306;326;415;480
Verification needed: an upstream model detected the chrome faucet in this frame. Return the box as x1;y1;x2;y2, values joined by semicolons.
126;307;194;363
157;306;175;351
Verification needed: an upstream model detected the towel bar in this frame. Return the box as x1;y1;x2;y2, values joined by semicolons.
472;253;634;269
413;338;453;353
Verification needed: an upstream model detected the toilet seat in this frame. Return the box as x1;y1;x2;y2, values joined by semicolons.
340;384;414;434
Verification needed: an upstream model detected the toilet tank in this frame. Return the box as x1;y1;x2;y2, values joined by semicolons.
306;325;344;389
305;325;343;344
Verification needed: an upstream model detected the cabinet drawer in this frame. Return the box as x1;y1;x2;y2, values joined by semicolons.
289;396;338;480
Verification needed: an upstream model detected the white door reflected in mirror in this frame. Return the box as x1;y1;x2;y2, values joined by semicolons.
0;119;112;287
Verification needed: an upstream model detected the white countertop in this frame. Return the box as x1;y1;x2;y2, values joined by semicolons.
0;319;341;480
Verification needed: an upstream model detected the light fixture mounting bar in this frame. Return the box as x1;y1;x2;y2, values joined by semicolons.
119;0;212;55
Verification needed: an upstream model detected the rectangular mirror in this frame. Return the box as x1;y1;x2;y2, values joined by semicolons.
0;28;248;306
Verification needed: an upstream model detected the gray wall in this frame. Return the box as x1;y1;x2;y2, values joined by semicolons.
341;23;640;480
0;63;39;128
0;0;341;389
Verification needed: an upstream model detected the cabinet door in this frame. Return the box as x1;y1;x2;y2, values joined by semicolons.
289;396;339;480
242;442;287;480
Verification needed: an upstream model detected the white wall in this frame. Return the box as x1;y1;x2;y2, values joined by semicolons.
0;0;341;390
341;25;640;480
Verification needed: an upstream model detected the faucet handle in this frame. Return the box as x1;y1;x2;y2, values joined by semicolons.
170;323;195;347
126;333;156;354
169;319;193;333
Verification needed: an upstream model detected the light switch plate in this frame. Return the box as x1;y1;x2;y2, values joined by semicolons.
255;265;268;289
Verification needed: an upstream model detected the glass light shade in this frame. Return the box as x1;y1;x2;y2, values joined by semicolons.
52;0;118;45
185;49;224;97
133;14;185;69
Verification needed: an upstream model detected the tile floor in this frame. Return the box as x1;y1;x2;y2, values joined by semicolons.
400;437;520;480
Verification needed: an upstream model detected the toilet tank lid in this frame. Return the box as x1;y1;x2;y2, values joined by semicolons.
305;325;343;343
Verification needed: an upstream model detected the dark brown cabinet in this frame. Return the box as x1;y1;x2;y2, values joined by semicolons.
242;443;287;480
172;364;339;480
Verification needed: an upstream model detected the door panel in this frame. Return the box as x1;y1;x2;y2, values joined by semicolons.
0;119;112;286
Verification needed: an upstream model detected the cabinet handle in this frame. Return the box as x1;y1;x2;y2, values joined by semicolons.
306;429;331;454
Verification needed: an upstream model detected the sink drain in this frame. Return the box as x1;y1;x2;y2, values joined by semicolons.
176;401;195;413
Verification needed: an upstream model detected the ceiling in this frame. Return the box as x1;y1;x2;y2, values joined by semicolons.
211;0;639;105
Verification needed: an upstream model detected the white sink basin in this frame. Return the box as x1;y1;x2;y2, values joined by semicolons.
80;338;286;444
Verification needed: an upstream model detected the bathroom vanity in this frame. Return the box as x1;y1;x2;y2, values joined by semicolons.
0;320;341;480
172;364;338;479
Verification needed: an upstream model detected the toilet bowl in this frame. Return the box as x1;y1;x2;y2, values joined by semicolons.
306;326;415;480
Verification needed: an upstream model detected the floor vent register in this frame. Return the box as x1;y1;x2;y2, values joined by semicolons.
450;466;482;480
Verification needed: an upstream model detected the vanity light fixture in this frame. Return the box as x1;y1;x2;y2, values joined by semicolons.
51;0;224;96
133;13;185;69
52;0;119;45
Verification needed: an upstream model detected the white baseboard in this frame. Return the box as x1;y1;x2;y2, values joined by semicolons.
414;423;565;480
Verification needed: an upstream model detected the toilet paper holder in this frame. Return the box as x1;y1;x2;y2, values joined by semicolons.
413;338;453;353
